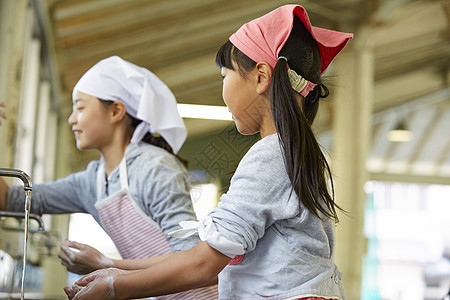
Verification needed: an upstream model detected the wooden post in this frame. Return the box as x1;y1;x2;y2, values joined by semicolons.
0;0;28;168
333;40;374;299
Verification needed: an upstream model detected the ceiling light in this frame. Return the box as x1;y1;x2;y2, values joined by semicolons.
177;104;233;121
387;120;413;142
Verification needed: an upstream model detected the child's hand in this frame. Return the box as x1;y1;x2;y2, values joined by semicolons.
69;268;127;300
59;239;113;275
0;102;6;126
63;284;83;300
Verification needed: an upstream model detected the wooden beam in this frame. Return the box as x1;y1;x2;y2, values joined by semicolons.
56;0;296;94
53;0;146;20
56;0;293;66
375;40;450;81
372;87;450;120
383;108;438;174
374;69;445;112
369;172;450;185
409;108;450;176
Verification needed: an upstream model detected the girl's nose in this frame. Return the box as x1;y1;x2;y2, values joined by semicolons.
68;111;76;125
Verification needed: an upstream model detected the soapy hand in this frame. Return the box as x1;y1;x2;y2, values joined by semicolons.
63;283;83;300
59;239;113;274
0;102;6;126
64;268;126;300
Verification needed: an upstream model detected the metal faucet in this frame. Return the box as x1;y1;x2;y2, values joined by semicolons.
0;211;45;232
0;168;37;228
0;168;32;191
0;168;34;300
0;168;38;225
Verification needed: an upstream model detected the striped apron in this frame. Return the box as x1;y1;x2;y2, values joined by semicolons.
95;158;218;299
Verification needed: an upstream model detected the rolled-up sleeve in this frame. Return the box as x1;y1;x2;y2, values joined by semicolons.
209;136;299;255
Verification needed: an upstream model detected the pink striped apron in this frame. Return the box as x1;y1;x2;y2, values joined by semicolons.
95;158;218;299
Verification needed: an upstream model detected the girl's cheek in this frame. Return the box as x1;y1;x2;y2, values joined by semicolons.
221;88;227;103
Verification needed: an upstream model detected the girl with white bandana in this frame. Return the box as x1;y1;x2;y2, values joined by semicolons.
65;4;353;300
0;56;218;299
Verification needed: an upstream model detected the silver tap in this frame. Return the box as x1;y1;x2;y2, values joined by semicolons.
0;168;32;191
0;168;38;228
0;168;33;300
0;211;45;232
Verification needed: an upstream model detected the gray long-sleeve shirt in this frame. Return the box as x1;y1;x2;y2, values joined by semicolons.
210;134;346;299
7;142;199;252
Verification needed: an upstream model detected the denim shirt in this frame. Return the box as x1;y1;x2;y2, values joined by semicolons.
208;134;346;299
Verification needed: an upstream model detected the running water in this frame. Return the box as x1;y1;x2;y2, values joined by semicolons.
21;190;32;300
0;168;32;299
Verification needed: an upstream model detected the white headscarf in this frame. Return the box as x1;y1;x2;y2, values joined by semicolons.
72;56;187;154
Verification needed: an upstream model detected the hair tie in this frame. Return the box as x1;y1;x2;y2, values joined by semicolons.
301;81;318;98
287;69;318;98
279;56;317;97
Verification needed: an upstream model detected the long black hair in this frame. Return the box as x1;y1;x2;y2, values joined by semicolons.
216;17;342;222
98;99;188;167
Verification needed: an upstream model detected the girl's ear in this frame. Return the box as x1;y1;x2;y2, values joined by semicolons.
110;101;127;122
255;62;272;94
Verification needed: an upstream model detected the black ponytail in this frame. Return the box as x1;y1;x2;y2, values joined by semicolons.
271;58;338;221
272;17;340;222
